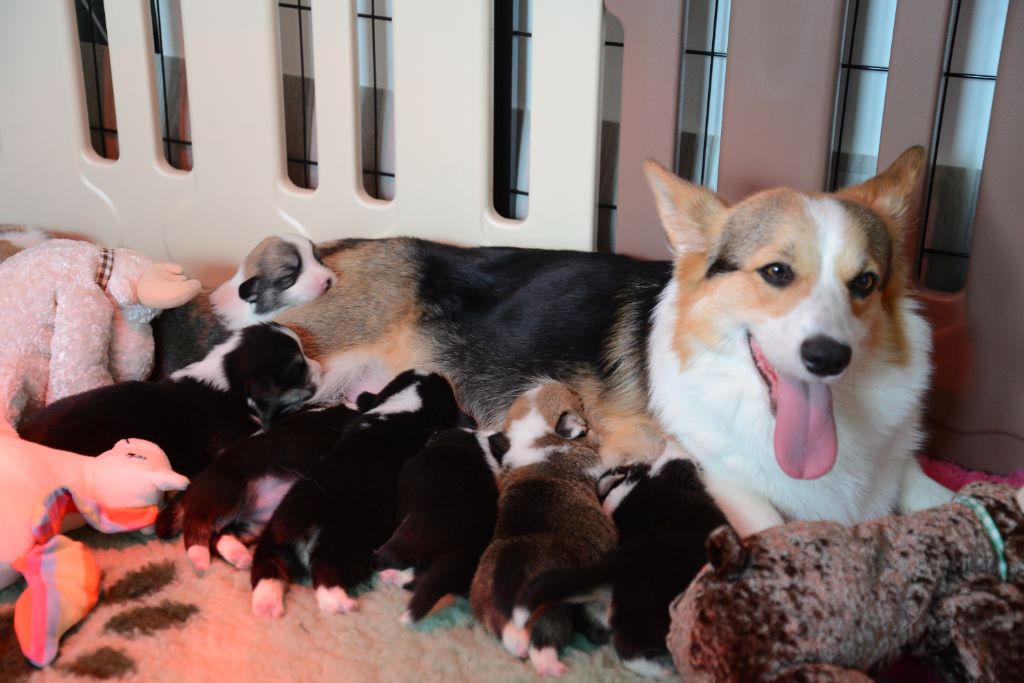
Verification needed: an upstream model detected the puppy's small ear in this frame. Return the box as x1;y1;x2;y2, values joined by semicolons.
456;410;478;430
644;159;727;254
355;391;378;412
238;276;260;303
705;525;749;578
487;432;511;464
555;410;588;440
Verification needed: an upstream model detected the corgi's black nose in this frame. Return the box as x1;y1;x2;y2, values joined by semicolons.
801;336;851;377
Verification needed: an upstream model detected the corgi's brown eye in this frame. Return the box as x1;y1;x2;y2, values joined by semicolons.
758;262;794;288
849;271;879;298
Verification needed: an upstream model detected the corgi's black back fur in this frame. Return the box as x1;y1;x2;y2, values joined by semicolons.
155;401;361;567
515;458;726;675
18;324;319;476
249;370;463;616
374;427;500;621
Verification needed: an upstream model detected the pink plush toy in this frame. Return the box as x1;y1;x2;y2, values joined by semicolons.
0;427;189;666
0;238;201;428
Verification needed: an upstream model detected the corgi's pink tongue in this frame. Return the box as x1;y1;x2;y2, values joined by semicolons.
773;375;838;480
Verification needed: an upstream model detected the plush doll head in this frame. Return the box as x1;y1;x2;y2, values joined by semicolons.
668;481;1024;682
84;438;190;511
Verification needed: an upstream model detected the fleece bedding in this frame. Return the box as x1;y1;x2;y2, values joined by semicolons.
0;527;645;683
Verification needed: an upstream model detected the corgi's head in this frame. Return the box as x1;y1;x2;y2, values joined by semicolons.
645;147;925;481
498;382;599;469
211;234;335;329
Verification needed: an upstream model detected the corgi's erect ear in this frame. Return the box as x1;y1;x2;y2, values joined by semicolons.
836;146;925;245
643;159;728;254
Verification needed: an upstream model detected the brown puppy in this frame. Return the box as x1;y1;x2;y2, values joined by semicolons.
470;383;617;677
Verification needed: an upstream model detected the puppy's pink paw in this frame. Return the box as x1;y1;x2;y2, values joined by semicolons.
251;579;285;618
186;545;210;573
378;567;415;587
215;535;252;570
315;586;358;614
501;622;529;659
529;646;567;677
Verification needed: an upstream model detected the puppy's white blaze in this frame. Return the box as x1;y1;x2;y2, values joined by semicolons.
511;606;530;629
473;430;501;473
252;579;285;618
171;332;241;390
295;526;321;569
281;235;334;306
186;545;211;572
602;479;637;514
528;645;567;677
368;383;423;416
209;273;253;330
622;657;674;679
503;406;551;469
315;585;359;614
378;567;415;587
501;622;530;658
215;535;252;570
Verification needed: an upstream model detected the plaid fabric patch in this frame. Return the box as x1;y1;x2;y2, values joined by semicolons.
955;493;1008;581
96;247;114;290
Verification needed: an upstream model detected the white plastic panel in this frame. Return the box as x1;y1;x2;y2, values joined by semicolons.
0;0;602;285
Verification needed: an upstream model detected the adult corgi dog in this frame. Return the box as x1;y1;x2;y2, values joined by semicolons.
227;147;948;535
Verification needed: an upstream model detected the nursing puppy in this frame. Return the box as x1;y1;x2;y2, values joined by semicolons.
19;323;320;476
155;400;362;571
374;426;503;623
152;234;334;377
471;383;617;677
249;370;463;618
252;147;948;537
514;457;727;677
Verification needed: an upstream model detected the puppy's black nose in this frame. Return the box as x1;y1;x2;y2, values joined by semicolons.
801;336;852;377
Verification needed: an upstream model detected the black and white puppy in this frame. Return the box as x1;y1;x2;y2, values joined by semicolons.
513;456;727;678
249;370;464;618
210;234;334;330
19;323;321;477
152;235;334;378
374;426;504;623
155;400;362;572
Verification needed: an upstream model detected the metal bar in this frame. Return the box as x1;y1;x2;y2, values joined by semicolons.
919;0;962;273
369;0;380;198
87;0;111;157
493;0;515;218
296;3;309;187
699;0;721;186
830;0;861;190
152;0;173;162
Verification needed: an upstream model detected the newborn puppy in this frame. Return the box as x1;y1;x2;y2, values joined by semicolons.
249;370;464;618
470;383;617;677
210;234;334;330
156;400;362;572
375;426;503;623
19;323;320;476
515;456;727;677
